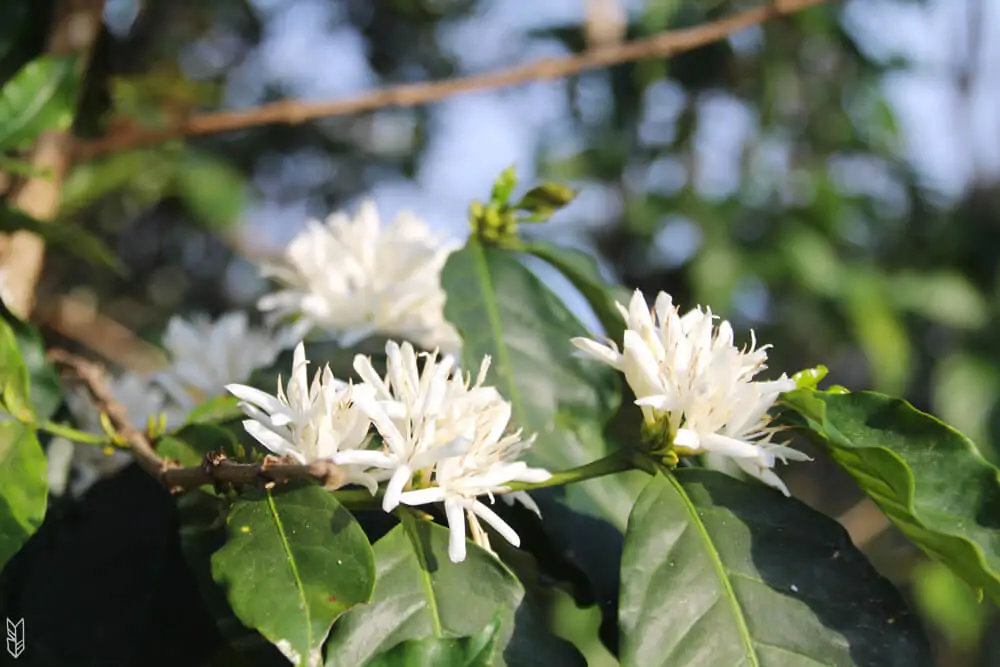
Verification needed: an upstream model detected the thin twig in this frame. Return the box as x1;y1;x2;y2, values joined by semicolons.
46;349;348;492
77;0;834;159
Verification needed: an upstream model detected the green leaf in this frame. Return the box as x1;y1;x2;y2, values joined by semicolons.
619;471;932;667
158;422;240;468
0;314;31;422
843;271;910;395
211;484;376;667
524;241;630;343
441;239;646;608
791;365;828;390
365;616;501;667
911;561;988;650
0;55;78;151
890;270;988;330
782;389;1000;605
184;394;244;426
0;205;124;274
324;513;584;667
0;299;61;420
0;421;47;571
173;150;247;230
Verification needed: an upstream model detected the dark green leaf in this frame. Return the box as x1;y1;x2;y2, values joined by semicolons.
365;616;501;667
0;299;61;420
0;421;47;571
782;388;1000;605
0;55;78;151
211;484;376;667
324;513;584;667
0;206;124;274
620;471;931;667
524;241;630;343
441;239;646;634
173;150;247;229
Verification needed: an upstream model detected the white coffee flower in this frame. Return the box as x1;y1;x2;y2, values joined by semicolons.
335;340;474;512
156;311;290;414
395;398;550;563
226;342;376;491
256;200;462;353
571;289;807;496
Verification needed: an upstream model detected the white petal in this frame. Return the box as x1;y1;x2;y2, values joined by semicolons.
332;449;396;468
469;500;520;547
226;384;287;415
242;420;306;462
509;490;541;517
570;337;622;368
382;465;412;512
445;499;467;563
698;432;761;458
398;487;447;506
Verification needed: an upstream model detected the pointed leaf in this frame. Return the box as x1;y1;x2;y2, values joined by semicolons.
211;484;376;667
524;241;630;342
0;421;47;571
782;388;1000;604
324;513;584;667
0;55;78;151
365;616;501;667
441;239;646;614
620;471;931;667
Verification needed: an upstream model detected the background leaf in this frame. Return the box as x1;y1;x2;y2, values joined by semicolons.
441;239;647;633
364;616;501;667
173;149;247;230
0;55;78;151
211;484;376;667
619;471;932;667
0;422;46;571
782;389;1000;605
0;205;124;273
324;513;584;667
0;299;61;420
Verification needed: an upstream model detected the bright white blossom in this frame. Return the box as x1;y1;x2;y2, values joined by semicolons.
226;342;377;491
156;312;291;414
256;200;462;354
571;289;807;496
334;340;550;562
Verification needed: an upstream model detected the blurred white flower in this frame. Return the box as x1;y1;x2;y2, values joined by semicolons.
156;311;290;414
256;200;462;353
226;342;376;491
571;289;807;496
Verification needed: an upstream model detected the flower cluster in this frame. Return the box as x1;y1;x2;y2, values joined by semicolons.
256;200;462;354
572;289;807;496
227;340;550;563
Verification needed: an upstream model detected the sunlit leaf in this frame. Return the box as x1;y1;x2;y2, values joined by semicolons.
0;55;78;151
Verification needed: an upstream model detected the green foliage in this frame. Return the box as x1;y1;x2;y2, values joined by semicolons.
211;485;376;667
911;561;989;651
324;513;584;667
620;471;931;667
0;421;46;571
782;389;1000;604
174;149;248;229
364;617;501;667
0;55;78;151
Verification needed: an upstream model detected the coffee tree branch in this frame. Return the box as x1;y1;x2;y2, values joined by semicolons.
77;0;833;159
47;349;347;493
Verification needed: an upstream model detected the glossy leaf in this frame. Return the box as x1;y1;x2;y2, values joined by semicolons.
324;513;584;667
211;484;376;667
0;299;61;420
782;388;1000;604
0;55;78;151
365;617;500;667
619;471;931;667
0;421;47;571
524;240;631;342
0;206;124;273
441;239;646;611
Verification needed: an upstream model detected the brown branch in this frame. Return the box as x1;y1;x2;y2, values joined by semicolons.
77;0;835;159
47;349;347;493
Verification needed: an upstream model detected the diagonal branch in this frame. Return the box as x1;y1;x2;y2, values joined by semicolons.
47;349;348;493
77;0;834;159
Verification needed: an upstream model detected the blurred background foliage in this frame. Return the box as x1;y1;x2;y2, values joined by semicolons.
1;0;999;665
